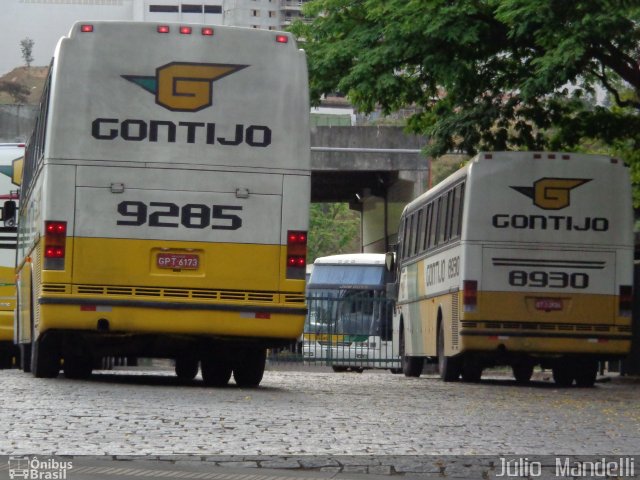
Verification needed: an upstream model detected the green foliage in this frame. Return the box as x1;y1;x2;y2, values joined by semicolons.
308;203;360;263
0;81;30;104
291;0;640;160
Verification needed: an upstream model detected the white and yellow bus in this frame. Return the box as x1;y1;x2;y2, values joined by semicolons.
392;151;633;387
0;144;22;368
14;22;310;386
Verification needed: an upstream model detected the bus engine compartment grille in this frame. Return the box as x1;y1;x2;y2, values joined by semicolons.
71;284;284;303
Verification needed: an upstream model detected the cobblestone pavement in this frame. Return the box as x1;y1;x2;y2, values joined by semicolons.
0;365;639;477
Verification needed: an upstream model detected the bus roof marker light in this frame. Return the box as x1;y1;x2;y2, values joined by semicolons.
533;153;542;159
80;24;94;33
157;25;170;33
276;35;288;44
484;154;492;160
180;26;193;35
201;27;214;36
562;154;570;160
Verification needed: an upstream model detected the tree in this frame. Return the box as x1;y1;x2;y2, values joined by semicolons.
308;203;360;263
291;1;640;163
20;38;34;68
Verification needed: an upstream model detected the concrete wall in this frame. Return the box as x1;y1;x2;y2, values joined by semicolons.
0;104;37;143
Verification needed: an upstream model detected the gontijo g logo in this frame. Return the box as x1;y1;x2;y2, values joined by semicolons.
92;61;272;147
511;178;591;210
123;62;248;112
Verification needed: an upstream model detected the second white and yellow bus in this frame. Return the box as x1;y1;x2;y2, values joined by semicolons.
392;151;633;387
0;143;22;368
15;22;310;387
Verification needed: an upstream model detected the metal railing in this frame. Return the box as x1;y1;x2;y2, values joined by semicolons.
268;294;400;371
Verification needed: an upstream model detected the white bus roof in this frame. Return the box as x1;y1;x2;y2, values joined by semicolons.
313;253;385;266
404;151;625;213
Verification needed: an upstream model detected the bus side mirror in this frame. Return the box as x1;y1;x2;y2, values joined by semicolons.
385;251;395;272
386;282;397;302
1;200;16;226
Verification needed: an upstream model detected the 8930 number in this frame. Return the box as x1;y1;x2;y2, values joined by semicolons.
117;201;242;230
508;270;589;289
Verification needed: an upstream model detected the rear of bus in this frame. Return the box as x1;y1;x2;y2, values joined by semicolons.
460;152;633;385
0;144;21;368
16;22;309;383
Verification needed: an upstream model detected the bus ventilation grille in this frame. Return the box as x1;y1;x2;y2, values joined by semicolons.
72;285;290;303
480;321;623;334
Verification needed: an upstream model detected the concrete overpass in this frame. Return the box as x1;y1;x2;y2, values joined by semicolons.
311;125;429;252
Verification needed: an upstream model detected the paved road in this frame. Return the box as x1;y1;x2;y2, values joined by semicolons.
0;365;638;477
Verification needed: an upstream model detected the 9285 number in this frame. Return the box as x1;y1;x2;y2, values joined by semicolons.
117;201;242;230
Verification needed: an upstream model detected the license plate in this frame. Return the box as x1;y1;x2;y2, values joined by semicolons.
535;298;563;311
157;253;199;270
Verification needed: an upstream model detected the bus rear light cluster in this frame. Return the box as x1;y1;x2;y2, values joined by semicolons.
44;220;67;270
157;25;215;36
619;285;633;317
463;280;478;312
286;230;307;279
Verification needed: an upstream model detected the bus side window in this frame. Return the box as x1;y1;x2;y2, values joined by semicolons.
428;200;438;249
422;203;431;251
414;209;424;256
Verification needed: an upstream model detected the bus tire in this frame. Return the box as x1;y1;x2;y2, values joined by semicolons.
31;336;60;379
20;344;32;373
201;355;232;387
400;324;423;377
437;321;460;381
552;362;574;387
331;366;348;373
574;359;598;388
512;363;534;384
175;357;199;381
63;355;93;379
461;355;482;383
233;348;266;388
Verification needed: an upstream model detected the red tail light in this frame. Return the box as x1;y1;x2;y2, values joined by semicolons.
157;25;170;33
619;285;633;317
276;35;289;44
44;221;67;270
201;27;214;36
80;24;94;33
463;280;478;312
286;230;307;279
180;26;192;35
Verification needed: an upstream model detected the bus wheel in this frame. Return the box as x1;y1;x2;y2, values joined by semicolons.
461;355;482;383
63;355;93;379
400;325;423;377
437;322;460;381
331;366;348;373
31;337;60;379
512;363;534;384
233;348;266;388
552;362;574;387
201;355;232;387
20;344;32;373
175;357;199;381
0;351;12;369
574;360;598;388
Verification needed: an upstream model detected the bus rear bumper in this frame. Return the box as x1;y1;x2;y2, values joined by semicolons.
37;297;306;343
460;331;631;357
